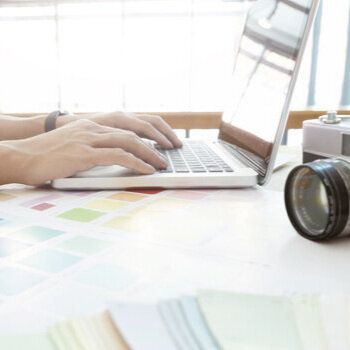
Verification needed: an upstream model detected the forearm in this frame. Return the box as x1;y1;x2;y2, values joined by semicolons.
0;114;78;140
0;114;47;140
0;142;26;185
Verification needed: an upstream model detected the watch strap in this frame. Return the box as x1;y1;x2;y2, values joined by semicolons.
44;110;68;132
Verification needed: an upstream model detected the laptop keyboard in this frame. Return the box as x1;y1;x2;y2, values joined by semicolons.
157;140;233;173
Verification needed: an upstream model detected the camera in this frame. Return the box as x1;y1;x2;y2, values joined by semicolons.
284;112;350;241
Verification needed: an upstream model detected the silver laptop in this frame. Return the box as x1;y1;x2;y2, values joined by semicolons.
52;0;318;190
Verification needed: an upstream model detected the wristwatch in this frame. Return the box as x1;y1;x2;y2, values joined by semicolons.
44;110;69;132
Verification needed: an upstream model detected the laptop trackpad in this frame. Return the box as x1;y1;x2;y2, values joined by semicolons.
73;165;134;178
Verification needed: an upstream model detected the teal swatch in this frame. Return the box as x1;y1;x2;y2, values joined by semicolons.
57;236;112;255
21;250;81;273
0;267;45;296
11;226;64;243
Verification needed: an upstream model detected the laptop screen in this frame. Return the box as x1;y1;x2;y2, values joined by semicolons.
220;0;318;183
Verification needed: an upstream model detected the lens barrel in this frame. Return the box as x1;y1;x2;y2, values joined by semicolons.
284;159;350;241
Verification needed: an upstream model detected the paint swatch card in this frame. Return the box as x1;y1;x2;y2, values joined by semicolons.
108;302;178;350
179;296;220;350
198;290;306;350
319;295;350;350
0;334;55;350
158;299;201;350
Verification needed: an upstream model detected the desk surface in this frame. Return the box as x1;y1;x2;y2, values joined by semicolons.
0;147;349;334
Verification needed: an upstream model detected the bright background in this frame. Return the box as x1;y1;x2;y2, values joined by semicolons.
0;0;349;129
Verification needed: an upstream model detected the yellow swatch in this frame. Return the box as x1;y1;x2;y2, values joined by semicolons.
85;199;127;212
108;192;147;202
0;193;16;201
104;216;139;231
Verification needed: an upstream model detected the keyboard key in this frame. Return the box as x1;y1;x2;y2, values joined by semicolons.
159;168;173;173
175;169;190;173
191;168;207;173
158;140;235;174
208;169;224;173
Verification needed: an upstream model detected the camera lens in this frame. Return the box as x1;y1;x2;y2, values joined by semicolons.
284;159;350;240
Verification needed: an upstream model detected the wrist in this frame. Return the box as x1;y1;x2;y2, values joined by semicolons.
0;142;29;185
55;114;78;128
10;115;46;139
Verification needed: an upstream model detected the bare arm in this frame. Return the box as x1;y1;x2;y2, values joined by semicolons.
0;112;181;148
0;111;181;186
0;114;77;140
0;120;168;186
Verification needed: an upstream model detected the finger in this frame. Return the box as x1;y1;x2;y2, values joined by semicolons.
78;114;175;149
91;148;156;174
138;114;182;148
133;120;174;149
90;132;168;169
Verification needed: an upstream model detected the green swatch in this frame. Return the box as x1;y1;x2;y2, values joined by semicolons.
58;208;105;223
57;236;112;255
21;250;81;273
11;226;64;243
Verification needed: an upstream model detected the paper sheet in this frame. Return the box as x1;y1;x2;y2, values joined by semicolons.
108;302;178;350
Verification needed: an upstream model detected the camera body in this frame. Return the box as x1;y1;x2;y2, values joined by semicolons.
303;112;350;163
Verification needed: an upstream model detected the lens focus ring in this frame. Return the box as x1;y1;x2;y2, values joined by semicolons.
284;160;349;241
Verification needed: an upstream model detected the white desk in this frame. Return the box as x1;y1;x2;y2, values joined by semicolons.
0;147;349;334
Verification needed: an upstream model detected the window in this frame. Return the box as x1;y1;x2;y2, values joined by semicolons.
0;0;348;114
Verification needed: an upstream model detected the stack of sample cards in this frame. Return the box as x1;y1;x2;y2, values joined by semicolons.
2;290;350;349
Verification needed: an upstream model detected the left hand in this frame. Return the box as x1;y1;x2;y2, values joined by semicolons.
59;112;182;149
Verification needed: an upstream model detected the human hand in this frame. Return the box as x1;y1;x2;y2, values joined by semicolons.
0;119;168;186
59;111;182;149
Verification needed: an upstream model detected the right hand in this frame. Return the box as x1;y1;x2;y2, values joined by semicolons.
1;119;168;186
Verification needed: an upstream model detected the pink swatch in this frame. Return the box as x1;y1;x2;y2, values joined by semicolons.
31;203;55;211
21;194;61;207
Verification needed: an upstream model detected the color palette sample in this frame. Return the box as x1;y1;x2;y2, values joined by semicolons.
108;192;147;202
0;221;21;235
0;237;30;257
104;216;137;231
0;267;45;296
11;226;64;243
75;263;138;291
0;193;16;201
58;208;105;223
31;203;55;211
57;236;112;256
21;250;81;273
0;334;55;350
21;194;62;208
84;199;127;212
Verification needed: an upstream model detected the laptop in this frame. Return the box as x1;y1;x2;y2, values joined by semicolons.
52;0;319;190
